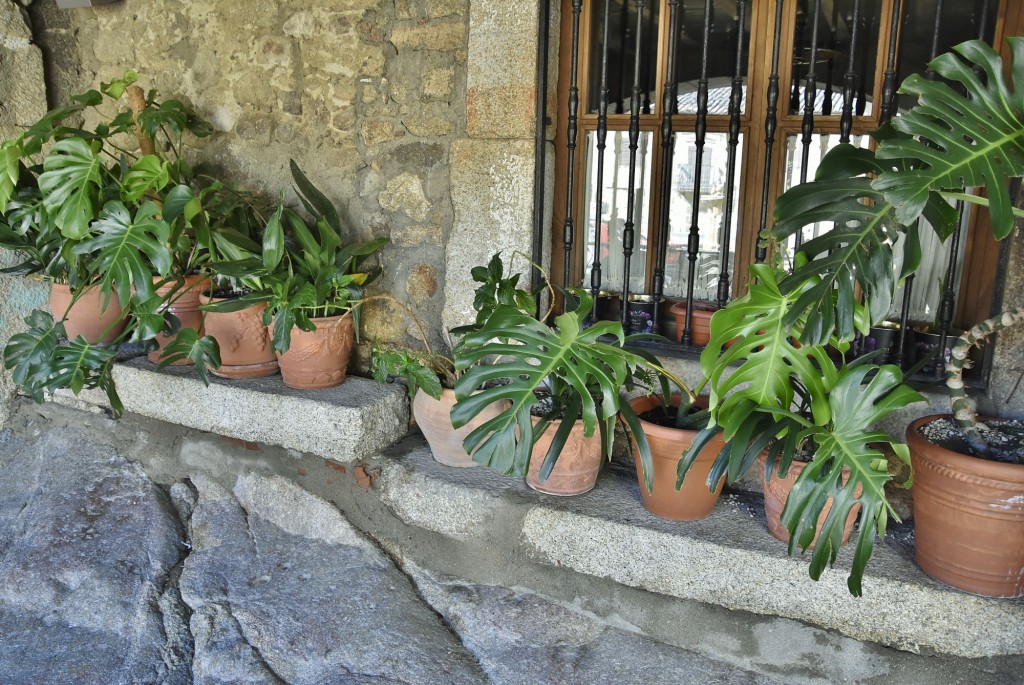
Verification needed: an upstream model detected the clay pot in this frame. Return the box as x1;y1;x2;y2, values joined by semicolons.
199;295;278;379
49;282;126;344
628;394;726;520
413;388;511;467
526;418;604;496
757;452;861;549
907;415;1024;598
275;312;354;390
148;275;210;365
669;303;714;346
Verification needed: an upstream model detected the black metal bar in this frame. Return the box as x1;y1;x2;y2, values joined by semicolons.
653;0;682;328
755;0;786;264
855;0;875;116
823;0;839;116
716;0;747;308
791;5;806;113
794;0;823;251
617;2;631;114
682;0;714;345
589;0;614;320
620;0;648;334
879;0;904;123
839;0;863;143
533;0;552;308
562;0;584;289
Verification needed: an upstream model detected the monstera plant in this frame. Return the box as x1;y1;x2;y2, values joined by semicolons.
684;38;1024;596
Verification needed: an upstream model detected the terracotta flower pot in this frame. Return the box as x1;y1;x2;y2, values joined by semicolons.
757;452;861;549
199;295;278;379
526;418;604;496
413;388;511;467
669;303;714;346
628;394;726;520
907;415;1024;598
275;312;354;390
49;282;126;344
148;275;210;365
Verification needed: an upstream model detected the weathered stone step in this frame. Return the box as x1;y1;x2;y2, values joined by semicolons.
378;444;1024;659
57;357;409;463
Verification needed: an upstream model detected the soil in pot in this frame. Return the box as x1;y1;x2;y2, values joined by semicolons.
629;394;725;521
413;388;510;467
525;417;603;496
148;275;210;365
49;283;126;344
275;312;354;390
200;293;278;379
908;415;1024;598
757;452;861;549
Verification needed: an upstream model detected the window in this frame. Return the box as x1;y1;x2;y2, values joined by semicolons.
551;0;1020;355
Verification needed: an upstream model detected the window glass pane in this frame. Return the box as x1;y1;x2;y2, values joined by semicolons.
676;1;751;115
587;0;660;115
662;132;742;301
777;133;870;267
581;130;653;295
787;0;883;117
894;0;997;114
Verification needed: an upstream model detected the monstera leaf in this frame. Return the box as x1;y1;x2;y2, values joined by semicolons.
701;263;838;431
780;364;924;596
3;310;64;402
156;328;221;385
38;138;104;240
874;39;1024;239
74;200;172;305
451;291;645;479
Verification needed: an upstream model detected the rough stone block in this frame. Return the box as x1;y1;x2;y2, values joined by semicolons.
391;20;466;52
56;358;409;463
443;139;536;331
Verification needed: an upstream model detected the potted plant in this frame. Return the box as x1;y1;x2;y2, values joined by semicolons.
685;38;1024;596
203;160;386;389
451;270;684;496
0;71;226;411
371;253;538;467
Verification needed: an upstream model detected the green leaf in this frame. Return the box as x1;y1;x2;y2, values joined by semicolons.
3;310;64;399
290;159;342;235
0;143;21;212
123;155;170;202
74;200;172;305
873;39;1024;239
38;138;103;239
156;329;221;385
262;202;285;272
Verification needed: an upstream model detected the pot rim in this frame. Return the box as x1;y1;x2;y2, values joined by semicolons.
907;414;1024;481
628;393;711;439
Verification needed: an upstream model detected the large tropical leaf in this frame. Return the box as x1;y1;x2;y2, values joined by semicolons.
451;293;642;476
779;364;924;596
2;309;64;402
701;264;836;431
74;200;172;305
0;143;20;212
123;154;170;203
873;39;1024;239
156;328;221;385
38;138;103;240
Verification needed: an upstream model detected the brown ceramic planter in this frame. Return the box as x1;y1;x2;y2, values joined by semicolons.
526;418;604;496
148;275;210;365
628;394;726;520
412;388;510;467
757;452;861;549
199;295;278;379
668;303;714;346
49;283;127;344
907;415;1024;598
275;312;354;390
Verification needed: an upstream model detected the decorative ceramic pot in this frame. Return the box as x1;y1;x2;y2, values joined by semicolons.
199;295;278;379
525;418;603;496
907;415;1024;598
148;275;210;365
628;394;726;520
412;388;509;467
757;452;861;549
49;282;126;344
275;312;354;390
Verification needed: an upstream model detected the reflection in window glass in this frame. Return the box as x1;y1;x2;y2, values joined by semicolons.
663;132;742;301
675;1;751;115
787;0;882;117
581;131;653;296
587;0;660;115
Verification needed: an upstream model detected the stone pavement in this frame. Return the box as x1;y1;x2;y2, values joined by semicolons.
0;406;780;685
